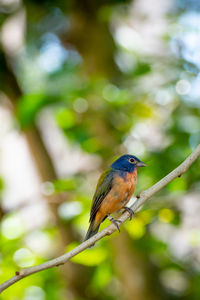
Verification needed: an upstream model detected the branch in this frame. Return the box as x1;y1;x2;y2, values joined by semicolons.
1;144;200;293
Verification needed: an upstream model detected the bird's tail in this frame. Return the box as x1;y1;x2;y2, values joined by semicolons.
84;220;100;242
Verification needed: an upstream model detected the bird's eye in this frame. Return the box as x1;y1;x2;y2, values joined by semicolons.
129;158;135;164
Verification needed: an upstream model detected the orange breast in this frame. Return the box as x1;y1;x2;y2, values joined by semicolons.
98;170;137;218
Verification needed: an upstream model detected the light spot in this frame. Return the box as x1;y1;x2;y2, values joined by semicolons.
155;90;173;105
73;98;88;113
24;286;45;300
2;214;25;239
14;248;35;267
123;138;145;156
115;26;142;51
40;181;54;196
160;269;188;295
38;36;68;73
102;84;120;102
58;201;82;220
176;80;191;95
189;230;200;246
25;230;52;256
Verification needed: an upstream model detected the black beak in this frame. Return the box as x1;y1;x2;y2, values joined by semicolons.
136;161;146;168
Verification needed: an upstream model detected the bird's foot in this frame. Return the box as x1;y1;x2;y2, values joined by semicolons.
107;215;122;232
123;207;134;220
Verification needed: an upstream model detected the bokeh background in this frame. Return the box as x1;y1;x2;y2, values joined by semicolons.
0;0;200;299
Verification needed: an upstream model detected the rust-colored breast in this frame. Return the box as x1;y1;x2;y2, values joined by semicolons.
98;170;137;219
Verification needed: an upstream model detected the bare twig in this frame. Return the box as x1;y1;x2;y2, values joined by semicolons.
1;144;200;293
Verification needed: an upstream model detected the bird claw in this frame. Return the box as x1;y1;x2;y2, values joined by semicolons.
107;215;122;232
112;219;122;232
123;207;134;220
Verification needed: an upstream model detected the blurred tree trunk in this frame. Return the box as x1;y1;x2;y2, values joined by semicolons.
0;206;5;221
111;232;166;300
63;0;119;78
0;49;97;300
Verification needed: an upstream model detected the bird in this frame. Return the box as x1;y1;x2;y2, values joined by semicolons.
84;154;146;241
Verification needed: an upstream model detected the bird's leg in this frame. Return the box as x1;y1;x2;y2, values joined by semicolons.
123;207;134;220
107;214;122;232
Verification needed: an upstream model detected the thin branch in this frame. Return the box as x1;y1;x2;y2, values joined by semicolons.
1;144;200;293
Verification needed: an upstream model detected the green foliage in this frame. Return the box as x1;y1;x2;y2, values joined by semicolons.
17;94;54;128
53;178;77;193
66;242;108;266
1;0;200;299
0;177;4;193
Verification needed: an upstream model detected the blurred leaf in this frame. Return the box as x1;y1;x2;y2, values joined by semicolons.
0;177;4;193
55;108;76;129
17;93;57;128
66;242;107;266
167;177;187;192
82;138;101;153
125;217;146;239
133;62;151;76
92;262;112;289
158;208;174;223
53;178;77;192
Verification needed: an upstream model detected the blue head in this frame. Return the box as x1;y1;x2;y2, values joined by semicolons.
111;154;146;172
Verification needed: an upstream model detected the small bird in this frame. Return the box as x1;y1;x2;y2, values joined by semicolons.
84;154;146;241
